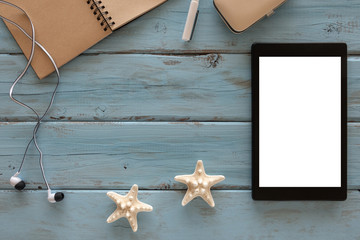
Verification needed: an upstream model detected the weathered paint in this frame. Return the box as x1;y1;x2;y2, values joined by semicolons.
0;0;360;239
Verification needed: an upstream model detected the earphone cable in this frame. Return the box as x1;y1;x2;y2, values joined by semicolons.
0;0;36;171
0;1;60;190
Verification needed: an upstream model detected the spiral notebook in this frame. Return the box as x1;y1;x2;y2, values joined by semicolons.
0;0;166;79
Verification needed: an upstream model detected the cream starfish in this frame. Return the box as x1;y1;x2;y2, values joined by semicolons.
174;160;225;207
106;184;153;232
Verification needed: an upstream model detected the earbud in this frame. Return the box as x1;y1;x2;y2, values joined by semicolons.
10;173;26;190
47;189;64;203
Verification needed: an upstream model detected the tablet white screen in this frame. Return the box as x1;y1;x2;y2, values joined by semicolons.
259;57;341;187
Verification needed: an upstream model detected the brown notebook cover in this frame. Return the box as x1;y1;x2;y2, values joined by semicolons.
0;0;166;79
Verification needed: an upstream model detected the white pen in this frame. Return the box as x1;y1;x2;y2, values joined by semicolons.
182;0;199;41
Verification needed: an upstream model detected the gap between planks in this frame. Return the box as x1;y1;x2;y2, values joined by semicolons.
3;52;360;56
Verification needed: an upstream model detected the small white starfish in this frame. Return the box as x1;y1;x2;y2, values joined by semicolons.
174;160;225;207
106;184;153;232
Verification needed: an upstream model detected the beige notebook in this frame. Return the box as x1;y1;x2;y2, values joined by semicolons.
0;0;167;79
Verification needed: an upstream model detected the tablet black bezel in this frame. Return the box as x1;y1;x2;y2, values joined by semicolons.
251;43;347;200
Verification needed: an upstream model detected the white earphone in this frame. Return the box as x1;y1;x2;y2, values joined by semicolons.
182;0;199;41
9;173;64;203
1;0;64;203
10;172;25;190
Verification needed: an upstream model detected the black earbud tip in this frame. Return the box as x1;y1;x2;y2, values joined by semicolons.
14;180;25;190
54;192;64;202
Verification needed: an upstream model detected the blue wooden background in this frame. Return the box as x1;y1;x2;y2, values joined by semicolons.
1;0;360;239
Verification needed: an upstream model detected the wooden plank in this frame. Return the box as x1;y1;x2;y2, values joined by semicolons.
0;53;250;122
0;122;251;190
0;190;359;240
1;122;360;190
1;54;360;122
0;0;360;54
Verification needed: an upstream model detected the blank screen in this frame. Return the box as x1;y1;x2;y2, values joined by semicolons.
259;57;341;187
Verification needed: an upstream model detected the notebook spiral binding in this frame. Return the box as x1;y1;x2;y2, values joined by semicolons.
86;0;115;31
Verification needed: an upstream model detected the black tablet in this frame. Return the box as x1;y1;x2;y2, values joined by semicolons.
252;43;347;200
